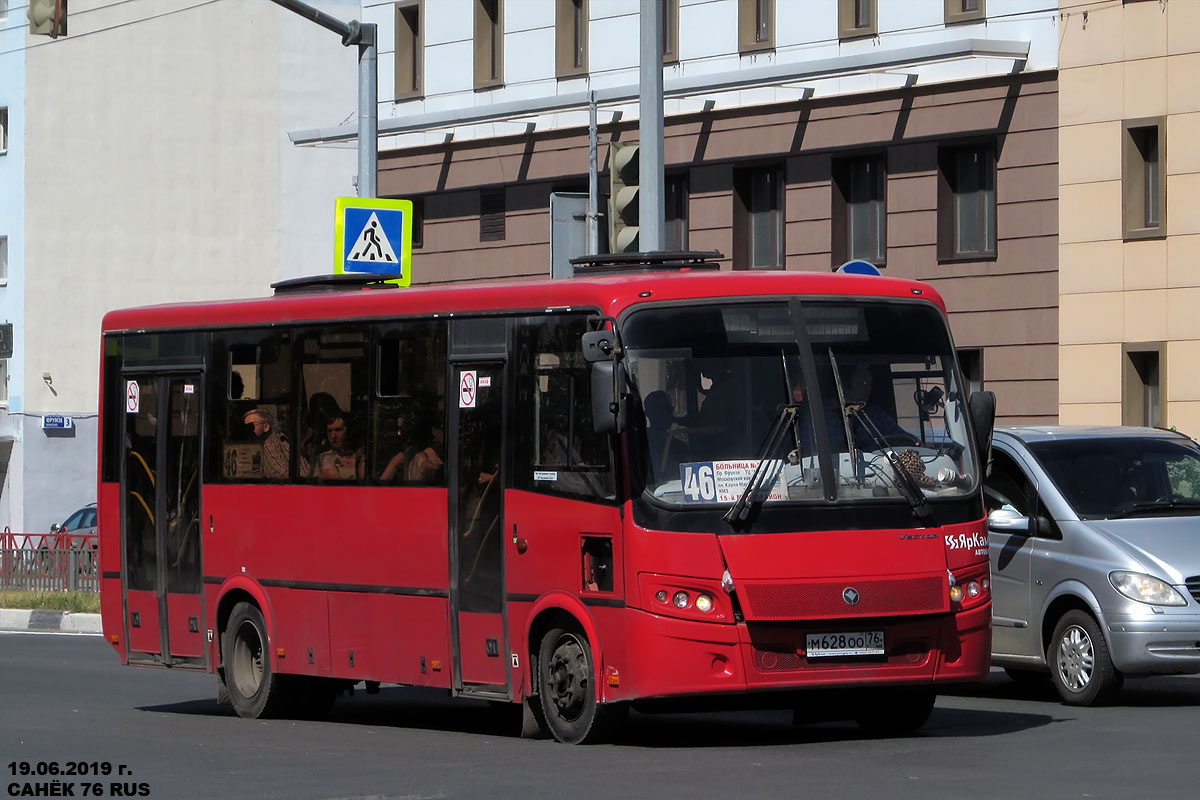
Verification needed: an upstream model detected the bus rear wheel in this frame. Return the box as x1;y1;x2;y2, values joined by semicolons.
537;627;623;744
223;602;287;719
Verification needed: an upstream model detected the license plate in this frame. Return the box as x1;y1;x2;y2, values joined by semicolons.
805;631;885;658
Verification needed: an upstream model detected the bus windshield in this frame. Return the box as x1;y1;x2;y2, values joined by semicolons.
622;299;978;507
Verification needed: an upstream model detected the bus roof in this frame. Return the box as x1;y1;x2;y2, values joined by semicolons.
101;269;946;333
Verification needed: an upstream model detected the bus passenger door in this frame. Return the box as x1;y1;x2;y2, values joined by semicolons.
449;360;510;696
122;373;206;666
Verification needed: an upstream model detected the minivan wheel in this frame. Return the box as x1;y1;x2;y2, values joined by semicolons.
1047;610;1122;706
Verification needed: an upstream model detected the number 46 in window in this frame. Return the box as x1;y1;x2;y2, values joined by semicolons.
682;463;716;502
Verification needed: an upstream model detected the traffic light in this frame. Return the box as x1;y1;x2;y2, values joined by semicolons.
28;0;67;38
608;142;640;253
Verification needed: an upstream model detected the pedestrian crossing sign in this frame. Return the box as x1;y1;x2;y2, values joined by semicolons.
334;197;414;286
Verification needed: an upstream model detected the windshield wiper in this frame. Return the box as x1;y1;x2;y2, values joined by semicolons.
1109;499;1200;520
828;350;931;524
844;403;933;524
724;405;798;527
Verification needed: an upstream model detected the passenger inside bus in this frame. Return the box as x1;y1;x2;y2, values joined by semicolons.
312;413;366;481
243;406;290;479
378;411;418;483
406;420;445;484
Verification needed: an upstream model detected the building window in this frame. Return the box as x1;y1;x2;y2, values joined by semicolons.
832;155;886;267
556;0;588;78
473;0;503;89
839;0;877;40
1123;344;1164;428
938;144;996;261
395;1;423;100
410;196;424;249
480;189;506;242
733;166;784;269
944;0;985;24
663;0;679;64
0;107;8;155
665;174;688;251
1123;118;1166;240
738;0;773;53
0;236;7;285
957;348;983;396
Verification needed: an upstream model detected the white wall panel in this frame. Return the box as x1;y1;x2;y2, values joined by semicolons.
776;0;838;48
426;41;476;95
426;0;473;45
590;14;640;74
505;0;554;33
678;0;736;60
504;28;558;83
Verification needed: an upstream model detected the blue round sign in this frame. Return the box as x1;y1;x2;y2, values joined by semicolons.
837;259;882;276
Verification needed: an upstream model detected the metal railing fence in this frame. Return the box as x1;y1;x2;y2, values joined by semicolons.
0;531;100;592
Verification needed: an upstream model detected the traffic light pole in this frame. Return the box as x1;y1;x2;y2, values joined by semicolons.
638;0;665;252
268;0;377;198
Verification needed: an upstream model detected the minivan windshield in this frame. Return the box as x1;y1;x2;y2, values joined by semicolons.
621;300;978;508
1028;437;1200;519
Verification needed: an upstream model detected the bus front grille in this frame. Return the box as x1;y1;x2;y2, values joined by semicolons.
741;576;946;620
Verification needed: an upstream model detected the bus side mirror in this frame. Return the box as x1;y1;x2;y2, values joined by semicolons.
591;361;628;435
968;390;996;464
581;330;617;363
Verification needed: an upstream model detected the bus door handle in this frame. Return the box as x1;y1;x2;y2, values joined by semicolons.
513;524;528;554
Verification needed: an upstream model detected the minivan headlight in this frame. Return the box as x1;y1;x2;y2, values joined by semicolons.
1109;571;1189;607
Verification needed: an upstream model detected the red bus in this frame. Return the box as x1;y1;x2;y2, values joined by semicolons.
97;256;995;743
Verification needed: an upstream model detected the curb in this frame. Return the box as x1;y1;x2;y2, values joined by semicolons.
0;608;102;634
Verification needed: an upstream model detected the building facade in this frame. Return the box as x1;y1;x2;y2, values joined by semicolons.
317;0;1062;426
1;0;359;533
1057;0;1200;437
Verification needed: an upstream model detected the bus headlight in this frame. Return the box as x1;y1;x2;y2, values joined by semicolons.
695;594;714;613
673;591;690;609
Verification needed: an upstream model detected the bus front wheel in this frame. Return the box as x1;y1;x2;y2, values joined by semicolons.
537;627;623;744
223;602;287;719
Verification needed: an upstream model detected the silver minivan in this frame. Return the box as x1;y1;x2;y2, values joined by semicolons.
985;426;1200;705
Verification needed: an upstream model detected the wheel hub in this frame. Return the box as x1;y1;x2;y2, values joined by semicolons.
232;620;264;698
1056;624;1095;692
547;636;588;720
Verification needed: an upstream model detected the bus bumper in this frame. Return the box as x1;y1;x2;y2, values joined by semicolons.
613;602;990;702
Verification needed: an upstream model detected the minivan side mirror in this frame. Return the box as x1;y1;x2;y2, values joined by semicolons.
968;390;997;463
987;507;1030;534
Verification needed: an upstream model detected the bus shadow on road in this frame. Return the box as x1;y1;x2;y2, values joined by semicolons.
142;685;1055;747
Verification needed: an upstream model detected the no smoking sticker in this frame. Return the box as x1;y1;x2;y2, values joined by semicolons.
126;381;140;413
459;370;477;409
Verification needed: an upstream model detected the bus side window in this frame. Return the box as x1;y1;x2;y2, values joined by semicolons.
511;314;615;501
297;327;369;483
214;333;293;483
373;320;447;485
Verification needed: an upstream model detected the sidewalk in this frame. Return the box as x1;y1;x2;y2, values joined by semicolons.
0;608;102;634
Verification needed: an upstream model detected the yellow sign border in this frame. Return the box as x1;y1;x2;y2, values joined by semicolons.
334;196;414;287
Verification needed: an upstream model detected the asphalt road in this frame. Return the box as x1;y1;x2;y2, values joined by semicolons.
2;632;1198;800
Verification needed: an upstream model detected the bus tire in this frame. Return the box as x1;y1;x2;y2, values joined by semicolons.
222;601;288;719
537;626;622;744
854;687;936;736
